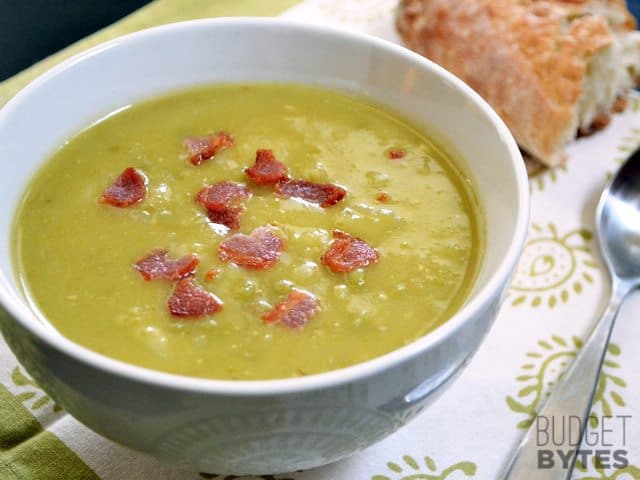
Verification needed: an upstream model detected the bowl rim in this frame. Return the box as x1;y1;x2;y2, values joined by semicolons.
0;17;529;396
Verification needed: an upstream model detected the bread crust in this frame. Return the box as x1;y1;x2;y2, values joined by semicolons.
397;0;633;165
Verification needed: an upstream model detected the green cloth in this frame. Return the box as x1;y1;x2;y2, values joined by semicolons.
0;384;99;480
0;2;299;478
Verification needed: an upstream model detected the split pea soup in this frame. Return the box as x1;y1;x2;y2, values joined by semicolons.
13;84;484;380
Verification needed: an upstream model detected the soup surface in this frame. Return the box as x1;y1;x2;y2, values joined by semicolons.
13;84;483;380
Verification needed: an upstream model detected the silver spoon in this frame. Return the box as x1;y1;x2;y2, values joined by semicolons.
500;150;640;479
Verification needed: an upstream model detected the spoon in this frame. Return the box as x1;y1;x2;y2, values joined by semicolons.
500;150;640;479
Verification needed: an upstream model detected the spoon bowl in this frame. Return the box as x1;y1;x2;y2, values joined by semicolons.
597;153;640;285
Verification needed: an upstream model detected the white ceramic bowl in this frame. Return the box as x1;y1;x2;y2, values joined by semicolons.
0;18;528;474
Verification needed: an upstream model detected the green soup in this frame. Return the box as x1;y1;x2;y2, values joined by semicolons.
13;84;483;380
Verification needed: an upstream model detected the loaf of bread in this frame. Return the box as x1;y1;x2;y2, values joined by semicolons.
397;0;640;166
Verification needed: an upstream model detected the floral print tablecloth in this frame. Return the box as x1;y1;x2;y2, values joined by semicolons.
1;0;640;479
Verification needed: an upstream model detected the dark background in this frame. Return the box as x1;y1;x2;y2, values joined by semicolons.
0;1;152;81
2;0;640;81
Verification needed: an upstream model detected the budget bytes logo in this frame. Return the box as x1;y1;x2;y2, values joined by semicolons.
536;415;631;469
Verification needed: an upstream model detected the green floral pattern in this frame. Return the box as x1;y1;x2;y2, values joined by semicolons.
371;454;476;480
11;366;62;413
510;223;599;308
506;336;626;429
613;97;640;167
529;164;568;193
614;127;640;166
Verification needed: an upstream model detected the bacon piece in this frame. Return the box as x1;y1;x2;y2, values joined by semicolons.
196;182;251;210
203;206;245;230
262;289;319;329
100;167;146;207
184;132;235;166
196;182;251;230
376;192;391;203
168;278;223;318
388;149;406;160
245;149;288;185
274;179;346;208
134;249;199;281
204;269;219;281
218;226;284;270
321;230;379;273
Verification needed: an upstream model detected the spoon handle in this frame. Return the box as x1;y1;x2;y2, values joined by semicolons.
500;289;626;480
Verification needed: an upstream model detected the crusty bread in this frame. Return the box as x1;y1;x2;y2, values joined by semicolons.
397;0;640;166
